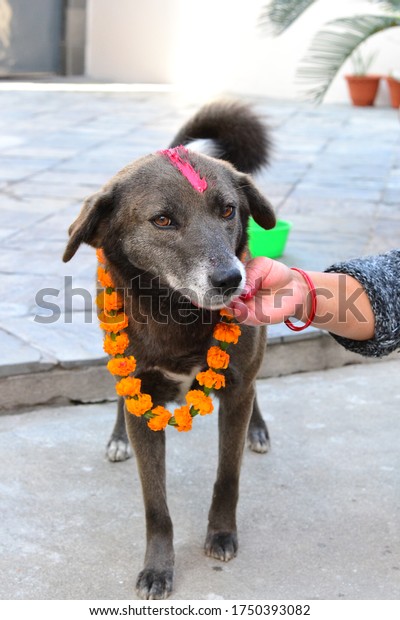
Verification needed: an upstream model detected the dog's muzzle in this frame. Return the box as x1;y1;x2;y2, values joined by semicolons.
172;258;245;310
210;266;243;296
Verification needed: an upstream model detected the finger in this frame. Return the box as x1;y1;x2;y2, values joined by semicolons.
231;298;267;326
231;303;260;326
241;257;276;299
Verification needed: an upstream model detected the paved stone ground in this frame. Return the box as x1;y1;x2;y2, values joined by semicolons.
0;83;399;384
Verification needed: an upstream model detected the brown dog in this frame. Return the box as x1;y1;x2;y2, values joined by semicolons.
63;101;275;599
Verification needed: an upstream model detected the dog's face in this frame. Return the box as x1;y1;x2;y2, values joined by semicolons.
63;150;275;310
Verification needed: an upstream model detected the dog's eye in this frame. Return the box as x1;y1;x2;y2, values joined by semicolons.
152;215;173;228
221;205;236;220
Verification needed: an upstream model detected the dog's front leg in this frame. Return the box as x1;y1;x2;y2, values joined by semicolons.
125;412;174;600
205;386;255;562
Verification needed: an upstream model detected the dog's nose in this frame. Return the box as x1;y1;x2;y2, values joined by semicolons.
210;267;243;292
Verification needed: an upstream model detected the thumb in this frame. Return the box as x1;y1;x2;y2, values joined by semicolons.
241;256;275;299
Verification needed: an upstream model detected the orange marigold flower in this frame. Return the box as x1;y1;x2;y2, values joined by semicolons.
239;248;249;263
207;346;230;370
97;265;115;289
104;290;124;312
186;390;214;416
115;376;142;397
99;311;129;333
107;356;136;377
96;248;106;264
126;393;153;417
213;321;241;344
196;369;226;390
174;405;193;432
147;406;172;431
103;332;130;356
96;291;104;310
96;291;124;312
219;307;235;320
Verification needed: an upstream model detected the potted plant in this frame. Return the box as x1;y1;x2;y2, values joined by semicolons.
345;49;380;106
386;70;400;108
260;0;400;104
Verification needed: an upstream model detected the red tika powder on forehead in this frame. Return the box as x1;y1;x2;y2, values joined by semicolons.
159;145;208;193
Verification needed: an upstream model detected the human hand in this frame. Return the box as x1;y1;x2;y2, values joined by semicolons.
231;257;309;326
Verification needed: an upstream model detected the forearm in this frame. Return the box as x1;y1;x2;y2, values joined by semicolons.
294;271;375;341
235;252;399;357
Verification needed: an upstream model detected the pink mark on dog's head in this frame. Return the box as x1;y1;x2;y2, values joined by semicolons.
159;145;208;193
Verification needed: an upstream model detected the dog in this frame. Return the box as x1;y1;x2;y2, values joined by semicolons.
63;100;276;599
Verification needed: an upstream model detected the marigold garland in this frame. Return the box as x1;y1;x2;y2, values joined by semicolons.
107;356;137;377
207;346;230;370
196;369;226;390
99;311;129;333
115;376;142;397
174;405;193;432
125;393;153;417
147;406;172;431
185;389;214;416
103;332;130;356
96;290;124;313
97;266;114;289
213;321;241;345
96;249;242;432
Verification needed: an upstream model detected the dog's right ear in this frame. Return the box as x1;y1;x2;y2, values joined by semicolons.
62;189;114;262
237;174;276;230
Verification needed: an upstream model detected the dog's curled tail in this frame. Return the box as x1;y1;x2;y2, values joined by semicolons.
169;100;271;174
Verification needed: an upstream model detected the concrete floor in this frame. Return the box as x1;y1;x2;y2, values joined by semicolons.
1;360;399;601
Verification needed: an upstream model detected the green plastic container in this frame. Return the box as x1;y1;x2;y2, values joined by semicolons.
248;218;292;259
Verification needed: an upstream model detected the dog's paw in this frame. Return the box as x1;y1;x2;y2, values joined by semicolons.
136;568;173;600
106;438;132;462
247;426;270;454
204;531;238;562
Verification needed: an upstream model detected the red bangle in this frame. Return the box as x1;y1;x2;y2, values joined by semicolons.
284;268;317;332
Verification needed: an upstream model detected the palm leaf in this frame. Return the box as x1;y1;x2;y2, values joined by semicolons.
370;0;400;9
259;0;318;35
297;14;400;103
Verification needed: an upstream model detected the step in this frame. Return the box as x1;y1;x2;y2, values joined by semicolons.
1;324;395;412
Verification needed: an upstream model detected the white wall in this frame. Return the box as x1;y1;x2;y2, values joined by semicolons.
86;0;400;104
86;0;181;83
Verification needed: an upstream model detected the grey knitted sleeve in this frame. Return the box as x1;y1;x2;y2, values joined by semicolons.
325;250;400;358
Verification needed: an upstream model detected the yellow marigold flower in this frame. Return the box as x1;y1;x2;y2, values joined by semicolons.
196;369;226;390
99;311;129;333
97;265;114;289
186;390;214;416
219;307;235;320
147;406;172;431
107;356;136;377
103;332;130;356
125;393;153;417
213;321;241;344
174;405;193;432
96;248;106;264
115;376;142;397
207;346;230;370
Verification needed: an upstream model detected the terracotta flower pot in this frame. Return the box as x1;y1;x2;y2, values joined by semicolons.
386;77;400;108
345;75;381;106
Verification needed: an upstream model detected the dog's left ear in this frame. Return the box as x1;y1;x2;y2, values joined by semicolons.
238;174;276;230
